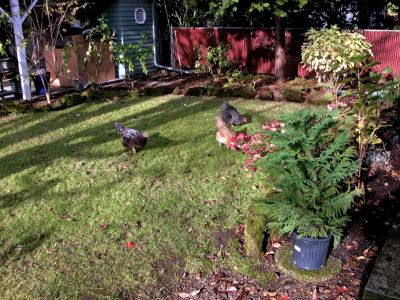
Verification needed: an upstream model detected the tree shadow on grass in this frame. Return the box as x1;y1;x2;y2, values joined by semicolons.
0;177;59;209
0;97;223;181
0;230;51;265
0;95;160;150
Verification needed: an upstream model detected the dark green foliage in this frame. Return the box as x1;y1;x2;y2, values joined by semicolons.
231;86;257;99
183;86;208;96
0;100;33;114
207;87;232;97
143;86;173;97
81;89;101;102
34;104;51;112
257;109;362;246
282;88;304;102
61;93;86;107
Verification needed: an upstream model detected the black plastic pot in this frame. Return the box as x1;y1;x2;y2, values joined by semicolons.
292;232;331;270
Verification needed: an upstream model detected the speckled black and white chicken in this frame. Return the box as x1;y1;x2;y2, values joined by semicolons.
220;100;247;125
115;122;148;153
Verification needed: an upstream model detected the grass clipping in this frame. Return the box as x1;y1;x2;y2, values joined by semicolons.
275;243;341;283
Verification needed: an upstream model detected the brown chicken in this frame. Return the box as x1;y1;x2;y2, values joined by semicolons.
215;116;236;148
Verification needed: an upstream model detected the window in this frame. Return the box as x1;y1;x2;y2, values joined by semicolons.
134;8;146;24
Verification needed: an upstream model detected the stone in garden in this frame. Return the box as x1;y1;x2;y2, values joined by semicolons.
244;206;268;257
256;87;274;101
172;86;181;95
143;86;173;97
61;93;86;107
231;86;257;99
363;212;400;300
281;88;304;103
183;86;207;96
306;88;333;105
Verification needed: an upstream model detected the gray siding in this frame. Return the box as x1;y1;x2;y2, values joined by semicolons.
105;0;155;76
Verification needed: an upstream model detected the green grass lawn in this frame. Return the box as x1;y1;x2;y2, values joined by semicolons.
0;95;305;299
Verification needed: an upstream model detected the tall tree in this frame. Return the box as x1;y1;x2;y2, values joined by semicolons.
0;0;39;100
209;0;309;81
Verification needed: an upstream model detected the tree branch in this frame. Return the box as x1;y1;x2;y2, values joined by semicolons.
0;6;12;23
21;0;40;22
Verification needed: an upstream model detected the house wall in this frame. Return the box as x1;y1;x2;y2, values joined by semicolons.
105;0;155;77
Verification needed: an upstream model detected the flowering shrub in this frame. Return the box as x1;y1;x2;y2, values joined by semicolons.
229;119;283;172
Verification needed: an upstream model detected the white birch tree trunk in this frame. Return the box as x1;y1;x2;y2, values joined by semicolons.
10;0;31;100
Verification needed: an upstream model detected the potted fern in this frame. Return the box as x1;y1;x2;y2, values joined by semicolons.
258;109;362;270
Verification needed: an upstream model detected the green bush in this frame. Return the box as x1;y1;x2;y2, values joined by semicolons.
195;44;233;77
301;26;373;82
257;109;362;247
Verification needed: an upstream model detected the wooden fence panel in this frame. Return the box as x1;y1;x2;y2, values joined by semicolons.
172;28;400;76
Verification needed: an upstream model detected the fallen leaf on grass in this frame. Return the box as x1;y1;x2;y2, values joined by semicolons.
225;286;238;293
266;290;278;297
363;247;378;258
62;214;72;221
312;287;318;300
279;292;289;300
272;242;281;248
126;241;135;248
207;254;218;261
336;285;348;294
178;289;201;298
220;176;228;181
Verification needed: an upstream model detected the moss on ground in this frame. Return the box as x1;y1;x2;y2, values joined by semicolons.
143;86;173;97
231;86;257;99
228;240;276;288
275;243;341;283
244;206;267;257
281;88;304;103
184;86;208;96
61;92;86;107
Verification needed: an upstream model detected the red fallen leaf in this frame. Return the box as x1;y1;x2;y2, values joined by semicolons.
279;293;289;300
127;241;135;248
224;286;238;293
336;285;348;293
312;287;318;300
208;254;218;261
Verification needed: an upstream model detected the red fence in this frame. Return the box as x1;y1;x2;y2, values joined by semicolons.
172;28;400;76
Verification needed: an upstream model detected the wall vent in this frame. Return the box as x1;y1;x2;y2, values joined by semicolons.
134;8;146;24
